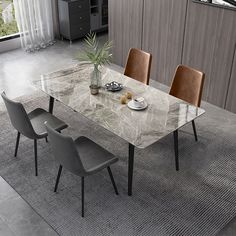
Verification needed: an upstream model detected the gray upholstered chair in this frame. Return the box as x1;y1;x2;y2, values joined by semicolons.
1;92;68;176
45;123;119;217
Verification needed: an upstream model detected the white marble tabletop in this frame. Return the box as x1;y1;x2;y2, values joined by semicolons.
33;64;205;148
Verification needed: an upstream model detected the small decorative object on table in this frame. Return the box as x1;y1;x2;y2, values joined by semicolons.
120;91;133;104
126;92;133;99
90;85;99;95
120;95;127;104
127;97;148;110
105;81;123;92
77;32;113;95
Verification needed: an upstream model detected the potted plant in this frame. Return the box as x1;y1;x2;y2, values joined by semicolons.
77;32;112;95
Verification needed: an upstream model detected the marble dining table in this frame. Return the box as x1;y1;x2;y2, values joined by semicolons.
33;64;205;196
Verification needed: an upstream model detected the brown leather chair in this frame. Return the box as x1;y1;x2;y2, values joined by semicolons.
170;64;205;142
124;48;152;85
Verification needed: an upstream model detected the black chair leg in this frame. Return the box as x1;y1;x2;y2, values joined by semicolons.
192;120;198;142
107;166;119;195
173;130;179;171
81;177;85;217
34;139;38;176
14;132;21;157
54;165;62;192
45;137;48;143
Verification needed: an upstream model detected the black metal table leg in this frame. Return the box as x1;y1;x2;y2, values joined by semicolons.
54;165;62;193
49;96;54;114
128;143;135;196
192;120;198;142
173;130;179;171
107;166;119;195
14;132;21;157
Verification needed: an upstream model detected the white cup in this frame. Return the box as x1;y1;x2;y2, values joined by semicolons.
133;97;145;108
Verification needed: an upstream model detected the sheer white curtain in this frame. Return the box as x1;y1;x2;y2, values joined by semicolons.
13;0;55;52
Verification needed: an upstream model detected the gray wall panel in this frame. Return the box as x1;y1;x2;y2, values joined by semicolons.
207;9;236;107
225;45;236;113
109;0;143;67
142;0;188;85
182;0;219;101
183;0;236;107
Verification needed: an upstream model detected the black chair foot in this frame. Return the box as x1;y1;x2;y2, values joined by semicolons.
54;165;62;192
192;120;198;142
107;167;119;195
14;132;21;157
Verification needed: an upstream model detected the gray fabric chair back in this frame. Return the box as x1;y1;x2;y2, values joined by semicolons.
1;92;37;139
45;123;86;176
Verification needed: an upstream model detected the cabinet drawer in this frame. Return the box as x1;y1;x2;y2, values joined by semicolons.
70;11;90;24
70;21;90;38
69;0;90;14
70;28;89;40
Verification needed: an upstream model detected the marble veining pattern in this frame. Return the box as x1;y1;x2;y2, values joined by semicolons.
33;64;205;148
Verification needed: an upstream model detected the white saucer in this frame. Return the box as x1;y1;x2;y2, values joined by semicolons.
127;100;148;111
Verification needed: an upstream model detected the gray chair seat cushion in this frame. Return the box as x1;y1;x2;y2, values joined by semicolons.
28;108;68;138
74;136;118;175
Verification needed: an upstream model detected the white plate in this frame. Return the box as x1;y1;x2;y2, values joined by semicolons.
127;100;148;111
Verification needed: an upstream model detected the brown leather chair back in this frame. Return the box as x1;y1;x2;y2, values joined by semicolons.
169;65;205;107
124;48;152;85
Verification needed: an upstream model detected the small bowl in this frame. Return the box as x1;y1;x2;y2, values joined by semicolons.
105;81;123;92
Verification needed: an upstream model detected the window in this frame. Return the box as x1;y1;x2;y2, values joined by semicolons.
0;0;19;41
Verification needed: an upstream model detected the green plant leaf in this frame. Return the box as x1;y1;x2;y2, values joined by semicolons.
75;32;113;66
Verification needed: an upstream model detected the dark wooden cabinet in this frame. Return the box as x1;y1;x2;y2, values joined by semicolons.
58;0;90;41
